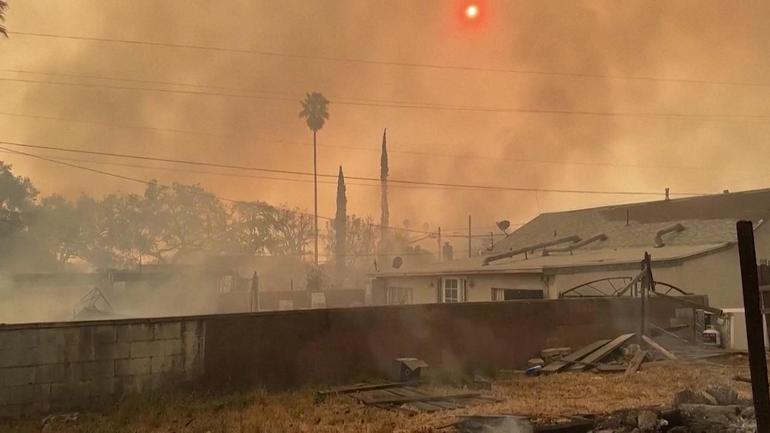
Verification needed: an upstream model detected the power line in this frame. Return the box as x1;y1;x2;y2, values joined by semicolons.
0;140;705;196
0;145;444;235
0;148;474;193
12;31;770;89
0;110;717;172
2;74;770;122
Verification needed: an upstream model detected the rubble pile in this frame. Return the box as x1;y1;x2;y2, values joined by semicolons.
591;385;755;433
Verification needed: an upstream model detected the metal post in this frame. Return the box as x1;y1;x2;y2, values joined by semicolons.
639;253;650;343
737;220;770;433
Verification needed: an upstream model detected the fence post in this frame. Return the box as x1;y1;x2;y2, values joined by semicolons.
737;220;770;433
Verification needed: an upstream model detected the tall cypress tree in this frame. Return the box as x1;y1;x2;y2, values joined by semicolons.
380;129;389;253
334;165;347;284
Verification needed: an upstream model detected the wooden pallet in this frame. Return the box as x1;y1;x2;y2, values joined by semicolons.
320;381;496;413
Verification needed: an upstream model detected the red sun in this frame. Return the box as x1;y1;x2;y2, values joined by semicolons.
465;4;480;20
457;1;486;28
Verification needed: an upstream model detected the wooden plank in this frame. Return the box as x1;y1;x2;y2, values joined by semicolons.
364;392;481;405
595;364;627;373
624;350;647;376
569;333;635;371
352;388;403;404
642;335;677;360
542;339;612;373
317;381;419;397
381;387;451;412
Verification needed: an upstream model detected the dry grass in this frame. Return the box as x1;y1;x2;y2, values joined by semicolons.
1;355;752;433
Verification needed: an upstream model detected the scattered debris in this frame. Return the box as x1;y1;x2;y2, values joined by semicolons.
41;412;79;433
529;358;546;368
541;347;572;364
641;335;677;360
392;358;429;382
452;415;534;433
541;339;611;373
468;374;492;390
319;381;497;414
568;333;635;371
624;350;648;376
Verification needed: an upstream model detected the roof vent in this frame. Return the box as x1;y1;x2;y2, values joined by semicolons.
483;235;581;265
723;189;730;194
654;223;685;248
542;233;608;256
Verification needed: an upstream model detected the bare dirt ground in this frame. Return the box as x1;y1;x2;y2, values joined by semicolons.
1;355;752;433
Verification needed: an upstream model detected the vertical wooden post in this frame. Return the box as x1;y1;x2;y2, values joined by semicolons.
468;215;472;258
437;227;442;262
737;220;770;433
639;253;650;343
250;271;259;313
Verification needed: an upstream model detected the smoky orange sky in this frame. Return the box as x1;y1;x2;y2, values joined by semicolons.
2;1;770;240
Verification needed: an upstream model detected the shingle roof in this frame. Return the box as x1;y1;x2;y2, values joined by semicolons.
491;188;770;254
375;187;770;278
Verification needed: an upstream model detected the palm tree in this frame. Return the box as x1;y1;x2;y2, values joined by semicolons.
299;91;329;266
0;1;8;38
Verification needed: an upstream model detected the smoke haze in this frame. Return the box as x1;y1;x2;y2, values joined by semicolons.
2;0;770;235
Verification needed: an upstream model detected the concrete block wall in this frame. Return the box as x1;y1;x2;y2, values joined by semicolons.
0;318;205;417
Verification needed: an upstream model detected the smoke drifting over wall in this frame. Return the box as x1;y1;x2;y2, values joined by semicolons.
2;0;770;232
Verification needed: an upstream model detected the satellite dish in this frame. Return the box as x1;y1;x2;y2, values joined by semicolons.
392;256;404;269
496;220;511;234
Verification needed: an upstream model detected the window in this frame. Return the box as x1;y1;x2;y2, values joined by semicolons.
442;277;461;303
492;288;544;301
386;287;413;305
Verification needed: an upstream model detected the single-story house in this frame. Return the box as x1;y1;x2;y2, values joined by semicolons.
370;188;770;311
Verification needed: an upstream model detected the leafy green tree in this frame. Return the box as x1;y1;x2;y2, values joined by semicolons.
299;91;329;266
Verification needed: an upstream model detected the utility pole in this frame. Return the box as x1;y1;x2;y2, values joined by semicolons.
313;129;318;266
737;220;770;433
468;215;472;258
437;227;442;262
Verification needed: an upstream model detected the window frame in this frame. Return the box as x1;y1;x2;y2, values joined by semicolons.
442;277;462;303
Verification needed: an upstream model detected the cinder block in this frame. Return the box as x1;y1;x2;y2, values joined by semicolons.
0;346;37;368
36;364;67;384
183;320;203;337
0;330;39;349
4;384;49;405
115;358;151;377
117;324;154;342
121;373;166;395
36;345;69;365
130;341;162;359
50;382;90;407
162;339;184;357
93;342;130;361
72;361;114;381
89;377;118;398
0;403;23;418
38;328;80;346
90;326;117;345
153;322;182;340
151;354;184;374
0;366;36;387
